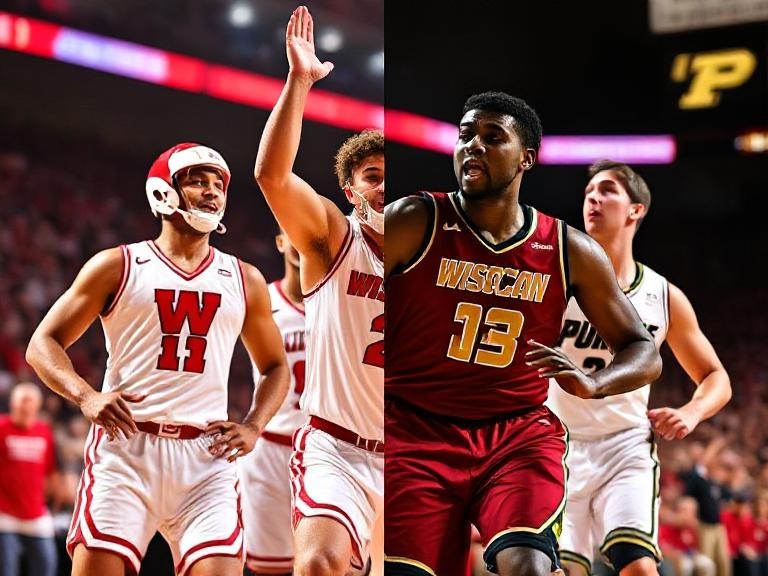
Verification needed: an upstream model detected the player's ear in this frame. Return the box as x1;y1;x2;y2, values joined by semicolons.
521;149;536;170
343;180;355;203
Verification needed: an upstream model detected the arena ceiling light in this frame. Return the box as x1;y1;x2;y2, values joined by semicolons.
316;27;343;53
228;1;256;28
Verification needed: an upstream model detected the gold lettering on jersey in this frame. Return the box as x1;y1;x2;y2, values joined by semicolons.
436;258;551;302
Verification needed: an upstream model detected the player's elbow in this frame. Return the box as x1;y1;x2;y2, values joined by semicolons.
25;332;44;372
646;341;663;383
719;372;733;405
253;162;287;192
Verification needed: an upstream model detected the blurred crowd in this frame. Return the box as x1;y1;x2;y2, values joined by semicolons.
1;129;767;576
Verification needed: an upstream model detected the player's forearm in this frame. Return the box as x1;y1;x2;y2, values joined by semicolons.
592;339;662;398
254;74;313;188
681;369;731;423
241;363;290;432
26;334;96;406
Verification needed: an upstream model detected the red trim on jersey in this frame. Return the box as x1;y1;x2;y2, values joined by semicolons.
236;258;249;309
84;429;144;559
67;428;96;536
175;522;242;576
289;426;364;569
361;227;383;262
175;478;243;576
147;240;215;280
262;430;294;446
67;427;142;575
246;553;293;573
275;279;305;316
247;553;294;561
303;222;353;300
180;549;243;576
102;245;131;318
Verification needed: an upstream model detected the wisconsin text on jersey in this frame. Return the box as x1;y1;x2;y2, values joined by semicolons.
284;330;305;353
346;270;385;302
436;258;551;302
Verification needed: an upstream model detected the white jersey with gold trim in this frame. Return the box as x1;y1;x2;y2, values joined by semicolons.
302;216;384;441
547;263;668;439
100;240;246;427
257;280;306;436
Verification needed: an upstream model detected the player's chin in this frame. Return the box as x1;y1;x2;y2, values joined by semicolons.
459;178;487;196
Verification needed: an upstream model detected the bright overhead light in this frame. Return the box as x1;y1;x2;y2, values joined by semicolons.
317;27;344;53
229;1;255;28
368;51;384;76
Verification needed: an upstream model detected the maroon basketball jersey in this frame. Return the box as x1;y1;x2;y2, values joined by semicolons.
386;192;569;419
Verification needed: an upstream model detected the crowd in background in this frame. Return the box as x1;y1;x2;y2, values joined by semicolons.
1;129;767;576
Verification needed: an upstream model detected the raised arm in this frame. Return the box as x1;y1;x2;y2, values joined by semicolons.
254;6;348;281
384;195;431;281
26;248;142;439
207;262;290;462
647;283;731;440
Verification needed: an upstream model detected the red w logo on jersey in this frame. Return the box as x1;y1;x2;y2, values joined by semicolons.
154;289;222;373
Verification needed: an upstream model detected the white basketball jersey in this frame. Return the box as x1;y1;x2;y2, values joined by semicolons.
547;263;668;439
100;241;246;427
302;216;384;441
256;281;306;436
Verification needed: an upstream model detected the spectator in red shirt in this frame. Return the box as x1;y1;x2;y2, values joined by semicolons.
0;382;61;576
754;494;768;576
721;493;758;576
659;496;716;576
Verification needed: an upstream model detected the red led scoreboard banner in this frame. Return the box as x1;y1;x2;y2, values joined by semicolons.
0;11;384;132
0;11;675;163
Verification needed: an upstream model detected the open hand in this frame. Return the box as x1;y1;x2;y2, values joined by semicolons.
286;6;334;83
525;339;597;399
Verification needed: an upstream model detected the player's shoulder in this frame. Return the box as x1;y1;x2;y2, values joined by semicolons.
386;192;441;240
387;191;438;216
237;259;267;287
74;246;127;288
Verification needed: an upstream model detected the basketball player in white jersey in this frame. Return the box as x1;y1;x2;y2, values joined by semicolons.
253;7;383;575
546;160;731;576
25;142;290;576
239;229;306;576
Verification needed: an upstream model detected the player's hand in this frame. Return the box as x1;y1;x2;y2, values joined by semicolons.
525;339;597;399
78;390;144;440
206;420;261;462
647;406;700;440
286;6;334;83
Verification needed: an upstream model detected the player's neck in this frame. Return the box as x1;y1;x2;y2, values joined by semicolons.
281;268;303;307
154;228;211;267
457;191;524;244
599;235;636;290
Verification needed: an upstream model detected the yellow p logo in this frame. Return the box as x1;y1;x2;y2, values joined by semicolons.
671;48;757;109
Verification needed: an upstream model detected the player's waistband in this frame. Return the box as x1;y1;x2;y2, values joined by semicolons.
135;421;205;440
309;415;384;453
385;395;543;427
261;430;293;446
